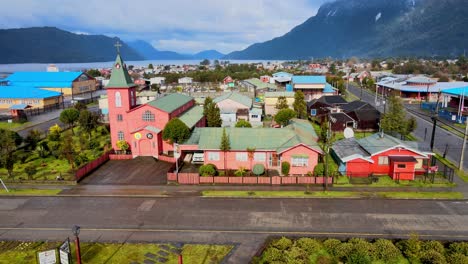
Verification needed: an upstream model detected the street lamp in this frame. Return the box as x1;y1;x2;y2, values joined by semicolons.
72;225;82;264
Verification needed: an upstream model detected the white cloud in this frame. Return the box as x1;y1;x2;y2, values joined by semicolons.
0;0;330;53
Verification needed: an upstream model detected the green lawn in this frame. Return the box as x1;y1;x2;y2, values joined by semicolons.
0;122;26;130
202;190;463;199
0;189;61;196
0;241;233;264
0;125;111;182
335;175;456;188
435;153;468;182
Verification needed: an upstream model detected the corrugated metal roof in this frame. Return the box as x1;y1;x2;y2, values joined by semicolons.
264;92;295;98
179;105;204;129
324;83;338;93
441;86;468;97
213;92;252;108
6;72;83;82
292;76;326;84
273;72;293;77
10;104;31;109
186;119;321;153
0;86;62;99
147;93;193;113
243;78;277;90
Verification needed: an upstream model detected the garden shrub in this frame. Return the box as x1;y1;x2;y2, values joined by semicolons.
234;167;247;177
252;164;265;176
396;233;421;261
24;164;37;179
262;247;284;263
313;163;325;176
323;238;342;257
421;240;445;255
335;242;353;260
199;164;217;176
294;238;322;254
284;246;308;263
271;237;293;251
373;239;402;262
348;238;375;258
347;251;372;264
446;253;468;264
316;255;336;264
419;250;447;264
448;242;468;255
281;161;290;175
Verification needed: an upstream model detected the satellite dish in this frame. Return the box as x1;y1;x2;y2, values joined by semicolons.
344;127;355;139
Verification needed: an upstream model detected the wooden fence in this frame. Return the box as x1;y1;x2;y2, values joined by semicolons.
109;154;133;160
75;151;111;181
167;172;333;185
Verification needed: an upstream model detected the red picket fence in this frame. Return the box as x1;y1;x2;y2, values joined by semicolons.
75;151;112;181
168;173;333;186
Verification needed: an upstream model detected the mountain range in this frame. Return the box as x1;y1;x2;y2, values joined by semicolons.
1;0;467;63
0;27;224;63
225;0;468;59
127;40;225;60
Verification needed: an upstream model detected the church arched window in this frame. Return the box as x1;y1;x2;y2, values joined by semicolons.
115;92;122;107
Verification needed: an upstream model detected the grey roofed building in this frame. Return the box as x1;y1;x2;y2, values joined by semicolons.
332;137;373;163
332;133;432;164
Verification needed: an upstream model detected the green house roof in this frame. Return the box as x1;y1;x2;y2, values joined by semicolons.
147;93;194;113
213;92;252;108
106;54;136;88
244;78;277;90
184;118;321;153
179;105;204;129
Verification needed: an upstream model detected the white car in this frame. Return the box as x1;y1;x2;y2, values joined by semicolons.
192;153;204;164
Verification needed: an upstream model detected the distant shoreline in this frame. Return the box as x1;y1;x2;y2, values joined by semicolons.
0;59;287;72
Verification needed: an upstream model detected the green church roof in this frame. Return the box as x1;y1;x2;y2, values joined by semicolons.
106;54;136;88
147;93;194;113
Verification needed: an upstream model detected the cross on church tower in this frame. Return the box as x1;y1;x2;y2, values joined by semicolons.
114;41;122;54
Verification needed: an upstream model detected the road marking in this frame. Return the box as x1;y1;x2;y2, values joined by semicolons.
0;227;467;239
437;201;458;215
137;200;156;212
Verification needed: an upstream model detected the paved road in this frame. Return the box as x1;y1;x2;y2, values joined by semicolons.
1;196;468;262
16;105;99;138
347;84;468;172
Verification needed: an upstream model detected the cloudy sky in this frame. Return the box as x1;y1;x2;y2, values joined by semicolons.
0;0;331;54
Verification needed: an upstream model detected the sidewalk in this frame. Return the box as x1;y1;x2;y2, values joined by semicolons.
46;183;461;197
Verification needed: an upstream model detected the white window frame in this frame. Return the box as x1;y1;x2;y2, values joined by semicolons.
142;110;155;121
115;92;122;107
254;153;266;162
378;156;389;165
208;152;220;161
291;157;309;167
117;131;124;141
236;152;248;161
117;114;123;122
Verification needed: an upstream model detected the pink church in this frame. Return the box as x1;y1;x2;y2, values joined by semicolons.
107;53;205;158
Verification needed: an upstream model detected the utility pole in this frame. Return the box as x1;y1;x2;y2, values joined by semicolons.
430;91;441;153
324;118;331;191
460;113;468;170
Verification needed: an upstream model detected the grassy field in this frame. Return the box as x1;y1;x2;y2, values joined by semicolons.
335;175;456;188
435;153;468;182
0;122;26;130
202;190;463;199
0;125;111;182
0;241;233;264
0;189;61;196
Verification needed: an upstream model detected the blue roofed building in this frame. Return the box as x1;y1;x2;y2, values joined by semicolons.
5;71;97;97
0;86;63;109
291;75;337;101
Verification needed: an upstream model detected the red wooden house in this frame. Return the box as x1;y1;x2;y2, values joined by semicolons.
332;133;432;180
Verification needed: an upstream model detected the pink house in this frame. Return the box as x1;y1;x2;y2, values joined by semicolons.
181;119;323;175
332;133;433;180
107;53;205;158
